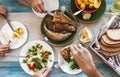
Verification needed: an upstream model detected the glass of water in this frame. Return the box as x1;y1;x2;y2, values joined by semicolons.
111;0;120;12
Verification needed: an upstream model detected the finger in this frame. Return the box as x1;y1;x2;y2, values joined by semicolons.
38;2;46;13
34;68;47;77
73;45;81;51
0;48;9;53
70;45;79;55
0;52;5;56
70;45;75;53
77;44;83;49
0;44;9;48
43;68;52;77
33;6;39;12
36;6;42;13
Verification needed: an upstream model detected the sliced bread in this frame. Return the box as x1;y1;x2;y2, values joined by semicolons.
100;38;120;47
101;50;120;56
106;28;120;41
100;43;120;52
101;35;120;45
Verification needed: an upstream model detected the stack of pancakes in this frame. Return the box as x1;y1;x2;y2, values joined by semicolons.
100;28;120;56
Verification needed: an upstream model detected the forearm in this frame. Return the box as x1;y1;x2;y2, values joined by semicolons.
83;66;103;77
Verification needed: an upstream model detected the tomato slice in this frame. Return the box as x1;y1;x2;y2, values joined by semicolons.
27;64;35;70
43;53;49;58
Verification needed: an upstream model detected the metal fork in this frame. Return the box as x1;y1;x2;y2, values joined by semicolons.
61;0;66;13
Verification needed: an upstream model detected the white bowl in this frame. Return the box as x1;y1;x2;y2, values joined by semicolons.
58;45;82;74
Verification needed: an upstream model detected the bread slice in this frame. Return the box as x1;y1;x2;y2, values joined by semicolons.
101;35;120;45
100;43;120;52
106;28;120;41
100;38;120;47
101;50;120;56
53;11;74;25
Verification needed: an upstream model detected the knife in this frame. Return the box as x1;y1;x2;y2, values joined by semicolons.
6;18;14;31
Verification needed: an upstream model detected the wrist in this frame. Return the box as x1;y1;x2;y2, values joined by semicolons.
83;65;103;77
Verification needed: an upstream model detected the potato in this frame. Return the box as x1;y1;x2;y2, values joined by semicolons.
89;4;94;8
80;3;86;9
77;0;82;5
15;27;24;35
89;0;94;3
13;32;20;38
94;0;101;8
84;1;89;5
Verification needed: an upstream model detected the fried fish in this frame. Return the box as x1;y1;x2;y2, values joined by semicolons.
45;18;76;33
44;25;72;42
53;11;74;25
60;47;71;62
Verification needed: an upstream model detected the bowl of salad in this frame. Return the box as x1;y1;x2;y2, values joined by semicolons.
58;45;82;74
19;40;54;75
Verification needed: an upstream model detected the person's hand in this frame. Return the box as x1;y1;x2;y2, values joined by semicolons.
70;44;103;77
31;0;46;13
0;5;7;17
34;68;52;77
0;44;9;55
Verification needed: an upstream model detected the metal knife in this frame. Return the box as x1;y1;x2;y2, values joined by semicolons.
6;18;14;31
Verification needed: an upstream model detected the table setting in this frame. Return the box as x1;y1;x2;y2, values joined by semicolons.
0;0;120;77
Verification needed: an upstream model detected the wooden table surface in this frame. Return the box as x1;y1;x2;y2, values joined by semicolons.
0;0;119;77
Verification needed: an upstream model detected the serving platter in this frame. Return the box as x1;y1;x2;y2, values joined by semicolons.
70;0;106;23
19;40;54;75
41;10;77;46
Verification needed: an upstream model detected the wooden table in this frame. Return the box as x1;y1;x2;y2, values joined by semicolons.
0;0;119;77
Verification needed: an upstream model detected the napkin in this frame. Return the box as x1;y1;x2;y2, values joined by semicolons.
95;13;120;50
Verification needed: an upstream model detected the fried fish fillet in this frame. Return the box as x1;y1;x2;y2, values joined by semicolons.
60;47;71;62
45;18;76;33
44;25;72;42
53;11;74;25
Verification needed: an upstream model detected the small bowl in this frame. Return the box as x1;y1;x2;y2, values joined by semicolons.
75;0;101;13
77;26;95;47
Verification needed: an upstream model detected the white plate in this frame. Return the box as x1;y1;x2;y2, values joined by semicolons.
32;0;59;17
19;40;54;75
58;45;82;74
0;21;28;49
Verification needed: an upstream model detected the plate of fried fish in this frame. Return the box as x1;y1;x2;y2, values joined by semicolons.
41;11;77;46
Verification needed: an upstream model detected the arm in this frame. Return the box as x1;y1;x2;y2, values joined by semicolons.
31;0;46;13
70;44;103;77
0;5;7;17
0;44;9;56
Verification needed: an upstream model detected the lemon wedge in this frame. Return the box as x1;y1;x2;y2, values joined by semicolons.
79;27;92;43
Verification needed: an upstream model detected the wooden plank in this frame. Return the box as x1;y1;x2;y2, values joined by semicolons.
0;62;119;77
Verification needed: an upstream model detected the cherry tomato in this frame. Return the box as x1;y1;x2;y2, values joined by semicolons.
43;53;49;58
27;64;35;70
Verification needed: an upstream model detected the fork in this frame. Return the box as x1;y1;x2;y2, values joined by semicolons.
61;0;66;13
